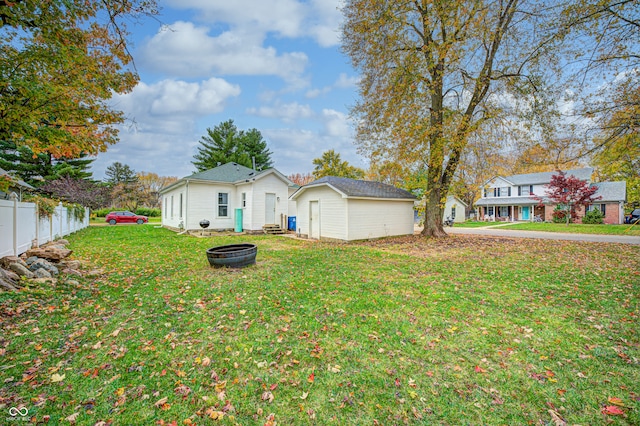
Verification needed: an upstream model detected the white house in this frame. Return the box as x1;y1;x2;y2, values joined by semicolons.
444;195;467;223
290;176;417;241
475;167;627;224
160;162;294;232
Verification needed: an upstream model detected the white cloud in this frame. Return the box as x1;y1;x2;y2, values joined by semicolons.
110;77;241;133
306;72;359;98
139;21;309;83
246;101;314;123
165;0;343;47
320;109;351;138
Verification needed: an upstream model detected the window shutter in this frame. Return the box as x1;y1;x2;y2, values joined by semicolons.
530;185;533;194
508;187;511;196
483;188;486;198
494;188;497;197
518;186;521;196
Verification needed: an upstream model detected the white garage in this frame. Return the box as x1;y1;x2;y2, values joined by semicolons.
290;176;417;241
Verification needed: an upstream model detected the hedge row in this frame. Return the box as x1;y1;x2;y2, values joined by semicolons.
92;207;161;217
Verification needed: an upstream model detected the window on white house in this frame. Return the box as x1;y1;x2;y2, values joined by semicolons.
519;185;532;196
499;187;511;197
487;206;494;216
171;195;174;218
164;197;168;218
242;192;246;208
179;193;183;218
218;192;229;217
499;206;509;217
451;206;456;219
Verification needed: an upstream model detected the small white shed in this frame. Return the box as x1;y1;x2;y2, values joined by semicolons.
290;176;417;241
444;195;468;223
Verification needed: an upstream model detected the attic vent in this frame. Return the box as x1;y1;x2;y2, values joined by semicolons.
249;172;254;176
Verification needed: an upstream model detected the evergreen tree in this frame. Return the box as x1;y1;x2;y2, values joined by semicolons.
0;140;53;186
104;162;138;186
192;120;273;172
52;154;94;180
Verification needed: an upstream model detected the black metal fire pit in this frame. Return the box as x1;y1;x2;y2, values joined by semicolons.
206;243;257;268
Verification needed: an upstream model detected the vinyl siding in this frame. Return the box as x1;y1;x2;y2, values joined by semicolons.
346;199;414;240
185;182;235;230
295;187;347;240
246;174;289;231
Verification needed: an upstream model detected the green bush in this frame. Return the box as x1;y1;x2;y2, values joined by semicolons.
135;207;161;217
552;207;572;223
92;208;112;217
582;208;604;224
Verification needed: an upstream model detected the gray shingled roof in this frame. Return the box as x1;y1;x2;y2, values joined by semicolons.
301;176;417;200
0;167;35;190
184;162;260;182
504;167;594;185
591;181;626;202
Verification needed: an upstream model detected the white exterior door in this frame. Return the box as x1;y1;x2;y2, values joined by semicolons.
309;200;319;239
265;193;276;224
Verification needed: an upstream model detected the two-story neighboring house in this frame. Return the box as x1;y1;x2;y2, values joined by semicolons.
475;167;627;224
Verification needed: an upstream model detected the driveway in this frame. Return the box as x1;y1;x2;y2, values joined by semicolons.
443;226;640;245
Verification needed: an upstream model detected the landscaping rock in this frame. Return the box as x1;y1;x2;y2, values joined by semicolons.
25;246;72;261
9;263;35;279
1;256;27;269
4;269;19;282
29;259;59;276
61;260;82;270
61;268;82;277
25;256;39;266
31;277;56;286
55;239;70;246
34;268;52;279
0;278;18;291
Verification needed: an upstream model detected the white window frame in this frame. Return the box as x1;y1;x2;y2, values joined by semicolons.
241;192;246;208
218;192;229;217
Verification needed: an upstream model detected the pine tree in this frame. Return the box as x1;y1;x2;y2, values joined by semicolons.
192;120;273;172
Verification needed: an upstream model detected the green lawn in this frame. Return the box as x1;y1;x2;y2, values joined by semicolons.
500;222;640;236
1;227;638;425
452;221;495;228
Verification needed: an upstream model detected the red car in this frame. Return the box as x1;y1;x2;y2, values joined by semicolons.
105;211;148;225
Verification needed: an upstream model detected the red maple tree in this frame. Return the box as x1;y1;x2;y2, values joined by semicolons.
535;171;601;225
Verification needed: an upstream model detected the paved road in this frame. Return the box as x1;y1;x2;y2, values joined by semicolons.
443;226;640;245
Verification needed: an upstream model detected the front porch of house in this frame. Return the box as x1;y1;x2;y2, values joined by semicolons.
478;203;544;222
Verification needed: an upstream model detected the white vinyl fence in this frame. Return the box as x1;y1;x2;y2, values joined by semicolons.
0;193;89;257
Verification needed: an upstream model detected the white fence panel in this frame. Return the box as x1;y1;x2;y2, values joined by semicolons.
0;199;15;258
0;194;89;257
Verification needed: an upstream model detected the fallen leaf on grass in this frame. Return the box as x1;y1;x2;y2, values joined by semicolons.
65;412;79;423
154;397;168;407
327;364;341;373
51;373;65;383
602;405;625;416
474;366;487;373
201;356;211;367
261;391;274;403
548;409;566;426
307;372;314;383
607;397;625;406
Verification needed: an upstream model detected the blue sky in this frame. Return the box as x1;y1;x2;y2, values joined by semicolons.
90;0;365;180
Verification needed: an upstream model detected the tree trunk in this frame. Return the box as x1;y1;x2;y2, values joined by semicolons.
421;187;448;238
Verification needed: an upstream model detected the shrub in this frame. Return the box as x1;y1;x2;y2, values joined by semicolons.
552;207;572;223
135;207;161;217
92;208;112;217
582;209;604;224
